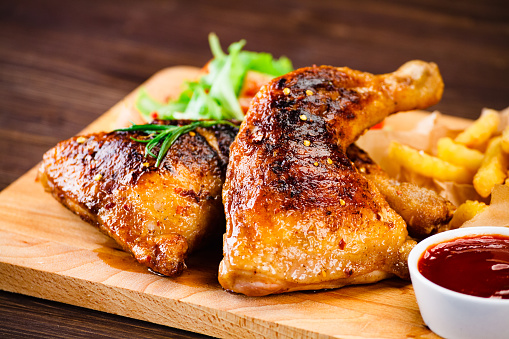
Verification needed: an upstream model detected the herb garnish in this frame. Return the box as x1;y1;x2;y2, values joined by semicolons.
115;120;238;167
135;33;293;122
122;34;291;166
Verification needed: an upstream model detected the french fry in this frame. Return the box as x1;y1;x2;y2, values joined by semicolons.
437;137;484;172
502;125;509;154
473;136;508;197
454;108;500;148
388;141;473;184
448;200;488;229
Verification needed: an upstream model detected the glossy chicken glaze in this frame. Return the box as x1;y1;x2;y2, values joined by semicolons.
220;61;444;296
39;122;237;276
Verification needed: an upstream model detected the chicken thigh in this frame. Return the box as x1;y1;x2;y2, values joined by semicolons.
219;61;443;296
39;122;237;276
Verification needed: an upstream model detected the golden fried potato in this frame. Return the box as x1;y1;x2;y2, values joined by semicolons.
448;200;488;229
502;125;509;154
437;137;484;172
454;108;500;149
473;136;508;197
388;141;473;184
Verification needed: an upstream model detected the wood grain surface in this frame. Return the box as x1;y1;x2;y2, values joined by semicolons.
1;0;508;338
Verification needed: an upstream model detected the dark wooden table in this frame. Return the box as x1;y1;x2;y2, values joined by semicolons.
1;0;508;337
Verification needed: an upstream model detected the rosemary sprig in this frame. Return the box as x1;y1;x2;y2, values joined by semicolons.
115;120;238;167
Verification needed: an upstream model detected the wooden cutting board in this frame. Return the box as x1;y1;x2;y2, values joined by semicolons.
0;67;471;339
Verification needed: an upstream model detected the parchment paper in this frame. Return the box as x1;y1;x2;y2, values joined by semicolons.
357;108;509;228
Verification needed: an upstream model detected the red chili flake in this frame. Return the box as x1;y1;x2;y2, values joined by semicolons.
339;238;346;250
151;112;159;120
104;202;116;209
176;206;185;215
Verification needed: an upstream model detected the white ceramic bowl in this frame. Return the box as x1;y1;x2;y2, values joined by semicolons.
408;226;509;339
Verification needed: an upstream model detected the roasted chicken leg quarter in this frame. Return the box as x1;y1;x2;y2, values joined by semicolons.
38;121;238;276
220;61;444;296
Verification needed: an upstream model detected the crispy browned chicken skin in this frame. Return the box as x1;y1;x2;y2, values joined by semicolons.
38;122;237;276
346;144;455;239
220;61;443;296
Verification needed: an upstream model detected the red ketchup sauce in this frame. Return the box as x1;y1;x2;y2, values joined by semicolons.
418;234;509;299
